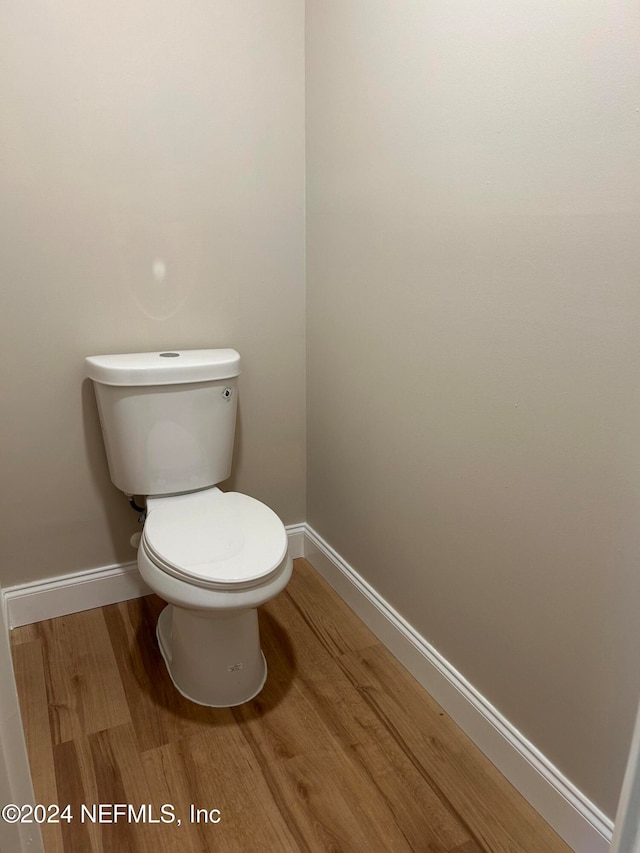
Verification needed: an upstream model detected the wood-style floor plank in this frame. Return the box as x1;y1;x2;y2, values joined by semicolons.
53;739;99;853
295;670;472;851
88;722;161;853
266;749;376;852
12;640;64;853
11;558;573;853
142;728;301;853
34;608;131;744
283;558;379;657
337;643;566;853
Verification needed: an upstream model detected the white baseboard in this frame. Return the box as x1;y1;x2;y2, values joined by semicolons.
4;525;307;630
4;562;150;630
283;523;306;560
2;522;613;852
303;525;613;853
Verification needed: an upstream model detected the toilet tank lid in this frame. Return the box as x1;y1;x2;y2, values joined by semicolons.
85;349;241;386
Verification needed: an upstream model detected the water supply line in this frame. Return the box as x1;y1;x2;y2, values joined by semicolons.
128;496;146;549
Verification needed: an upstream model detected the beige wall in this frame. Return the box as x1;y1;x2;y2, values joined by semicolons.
306;0;640;816
0;0;306;585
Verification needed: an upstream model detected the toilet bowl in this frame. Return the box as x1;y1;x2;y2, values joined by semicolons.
85;348;291;708
137;487;292;707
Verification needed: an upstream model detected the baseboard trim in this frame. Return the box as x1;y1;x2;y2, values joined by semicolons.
303;525;613;853
4;525;306;630
4;562;150;630
284;523;306;560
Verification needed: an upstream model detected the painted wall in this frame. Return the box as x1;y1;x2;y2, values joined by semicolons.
0;0;306;585
306;0;640;816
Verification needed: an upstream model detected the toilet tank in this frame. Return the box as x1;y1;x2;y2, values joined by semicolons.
85;349;241;497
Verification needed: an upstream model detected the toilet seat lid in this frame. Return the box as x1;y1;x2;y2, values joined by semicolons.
142;490;288;588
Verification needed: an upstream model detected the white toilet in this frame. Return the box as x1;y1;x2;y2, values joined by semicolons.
85;348;292;708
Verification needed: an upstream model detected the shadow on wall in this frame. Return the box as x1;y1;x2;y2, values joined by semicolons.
225;402;244;495
81;377;140;564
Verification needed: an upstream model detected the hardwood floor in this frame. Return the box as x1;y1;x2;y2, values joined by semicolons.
11;558;572;853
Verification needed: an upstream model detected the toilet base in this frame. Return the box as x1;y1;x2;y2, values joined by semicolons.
156;604;267;708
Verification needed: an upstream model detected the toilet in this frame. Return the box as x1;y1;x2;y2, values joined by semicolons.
85;348;292;707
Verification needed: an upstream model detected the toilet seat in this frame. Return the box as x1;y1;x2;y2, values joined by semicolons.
142;489;288;590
